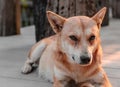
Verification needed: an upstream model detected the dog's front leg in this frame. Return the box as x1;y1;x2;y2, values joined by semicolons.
21;41;47;74
53;77;63;87
80;82;94;87
53;76;76;87
53;66;73;87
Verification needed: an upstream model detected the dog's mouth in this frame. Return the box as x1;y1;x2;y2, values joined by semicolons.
79;61;92;66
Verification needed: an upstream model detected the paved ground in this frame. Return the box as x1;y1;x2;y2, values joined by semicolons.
0;19;120;87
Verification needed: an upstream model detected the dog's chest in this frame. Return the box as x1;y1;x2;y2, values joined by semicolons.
72;70;104;86
63;65;104;84
71;69;88;82
64;72;104;87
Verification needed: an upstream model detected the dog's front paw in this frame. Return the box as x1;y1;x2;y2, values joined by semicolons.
80;82;94;87
21;63;32;74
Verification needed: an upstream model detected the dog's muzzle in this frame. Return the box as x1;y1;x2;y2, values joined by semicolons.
80;55;91;64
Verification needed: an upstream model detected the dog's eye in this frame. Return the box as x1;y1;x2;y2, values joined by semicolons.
69;35;78;41
89;35;95;41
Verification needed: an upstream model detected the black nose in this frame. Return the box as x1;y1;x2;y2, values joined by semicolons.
80;56;90;64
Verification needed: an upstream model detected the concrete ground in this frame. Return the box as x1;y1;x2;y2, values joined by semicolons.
0;19;120;87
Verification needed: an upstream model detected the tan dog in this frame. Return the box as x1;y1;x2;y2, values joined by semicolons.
22;7;112;87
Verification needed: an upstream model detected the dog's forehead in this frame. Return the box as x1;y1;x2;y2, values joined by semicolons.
62;16;97;36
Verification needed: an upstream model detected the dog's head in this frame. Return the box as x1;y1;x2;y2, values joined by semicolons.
47;7;106;66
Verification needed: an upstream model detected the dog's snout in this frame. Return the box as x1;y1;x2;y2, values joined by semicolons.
80;56;91;64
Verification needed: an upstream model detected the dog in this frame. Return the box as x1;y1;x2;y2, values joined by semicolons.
22;7;112;87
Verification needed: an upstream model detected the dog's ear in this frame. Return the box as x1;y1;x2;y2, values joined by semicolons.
47;11;66;33
92;7;107;29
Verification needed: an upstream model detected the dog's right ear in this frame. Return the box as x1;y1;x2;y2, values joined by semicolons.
47;11;66;33
92;7;107;29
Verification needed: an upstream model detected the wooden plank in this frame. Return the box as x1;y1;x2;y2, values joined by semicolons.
59;0;69;17
46;0;53;11
0;0;17;36
15;0;21;34
69;0;76;17
112;0;120;18
33;0;48;41
76;0;97;16
46;0;58;13
53;0;59;13
0;0;5;35
76;0;109;26
76;0;86;16
97;0;109;26
104;67;120;79
111;0;116;18
109;78;120;87
46;0;56;37
116;0;120;18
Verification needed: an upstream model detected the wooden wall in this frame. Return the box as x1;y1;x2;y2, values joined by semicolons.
45;0;109;36
0;0;20;36
33;0;109;41
112;0;120;18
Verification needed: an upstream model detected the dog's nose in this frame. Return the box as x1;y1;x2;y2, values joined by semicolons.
80;56;90;64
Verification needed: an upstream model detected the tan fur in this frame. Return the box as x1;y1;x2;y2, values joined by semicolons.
22;7;112;87
28;36;56;58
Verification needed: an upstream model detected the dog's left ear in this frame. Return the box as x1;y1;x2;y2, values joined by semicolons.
47;11;66;33
92;7;107;29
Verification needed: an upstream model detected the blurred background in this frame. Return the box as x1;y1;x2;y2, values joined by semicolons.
20;0;119;27
0;0;120;87
21;0;33;27
0;0;120;41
